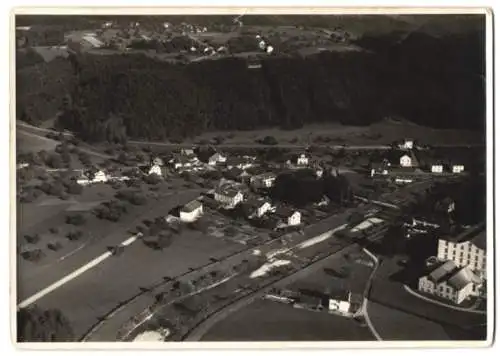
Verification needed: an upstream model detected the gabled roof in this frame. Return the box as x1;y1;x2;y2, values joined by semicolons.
245;198;271;209
328;288;350;302
181;200;202;213
428;260;457;283
215;188;241;198
448;267;474;290
209;152;225;160
274;207;298;218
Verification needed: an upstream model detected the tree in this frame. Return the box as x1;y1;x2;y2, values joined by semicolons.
65;214;86;226
46;154;63;169
17;306;74;342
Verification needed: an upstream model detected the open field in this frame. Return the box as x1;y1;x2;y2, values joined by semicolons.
201;298;374;341
16;130;59;153
156;121;483;147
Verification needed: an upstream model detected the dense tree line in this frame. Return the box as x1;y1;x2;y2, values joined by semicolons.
271;169;353;207
17;28;485;140
17;306;74;342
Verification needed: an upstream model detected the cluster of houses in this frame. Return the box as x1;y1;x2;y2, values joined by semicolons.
371;139;466;183
418;225;486;304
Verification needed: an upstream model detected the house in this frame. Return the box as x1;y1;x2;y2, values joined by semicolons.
274;208;301;227
287;153;309;167
208;152;227;166
139;163;163;177
76;168;108;185
16;162;30;170
180;200;203;222
250;172;276;189
398;139;414;150
226;156;255;170
399;154;413;167
431;164;444;173
181;148;196;157
214;188;244;208
243;199;275;219
314;166;324;178
151;157;164;166
328;289;352;314
418;260;481;304
437;228;486;278
169;155;193;170
452;164;465;174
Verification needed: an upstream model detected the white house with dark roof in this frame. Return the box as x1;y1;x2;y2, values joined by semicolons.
328;289;352;314
180;200;203;222
214;188;244;208
76;168;108;185
274;208;301;227
208;152;227;166
287;153;309;167
139;163;163;177
398;139;414;150
452;164;465;174
418;260;480;304
244;199;275;219
250;172;276;189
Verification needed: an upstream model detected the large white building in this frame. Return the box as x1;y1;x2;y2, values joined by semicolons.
76;169;108;185
418;260;481;304
250;173;276;189
437;229;486;279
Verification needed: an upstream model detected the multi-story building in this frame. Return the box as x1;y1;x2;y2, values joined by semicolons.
437;228;486;279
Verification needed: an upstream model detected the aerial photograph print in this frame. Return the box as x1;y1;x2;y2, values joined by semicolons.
13;8;492;346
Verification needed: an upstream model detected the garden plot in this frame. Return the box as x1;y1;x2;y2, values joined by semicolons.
204;208;265;245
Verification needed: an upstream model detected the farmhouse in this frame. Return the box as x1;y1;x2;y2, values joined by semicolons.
180;200;203;222
287;153;309;167
418;260;481;304
451;164;465;174
226;156;255;170
214;188;244;208
76;168;108;185
328;289;352;314
169;155;193;170
243;199;275;219
139;163;163;177
398;138;414;150
250;172;276;189
208;152;227;166
274;208;301;227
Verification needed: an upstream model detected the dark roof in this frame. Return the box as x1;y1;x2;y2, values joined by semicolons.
181;200;202;213
384;150;407;165
245;198;270;209
428;260;457;283
448;267;474;290
215;188;241;198
440;225;486;251
328;288;350;301
274;207;297;218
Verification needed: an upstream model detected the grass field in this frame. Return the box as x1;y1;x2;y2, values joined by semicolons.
184;121;483;147
16;130;59;153
201;298;374;341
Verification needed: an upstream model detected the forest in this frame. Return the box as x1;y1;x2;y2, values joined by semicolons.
16;28;486;143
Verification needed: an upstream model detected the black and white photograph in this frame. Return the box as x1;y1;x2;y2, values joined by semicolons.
11;8;493;346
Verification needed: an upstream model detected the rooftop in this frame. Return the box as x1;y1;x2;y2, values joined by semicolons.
440;224;486;251
181;199;202;213
274;207;297;218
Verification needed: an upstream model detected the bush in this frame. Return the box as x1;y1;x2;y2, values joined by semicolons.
24;234;40;244
256;136;278;145
49;227;59;234
144;173;162;185
47;241;63;251
66;230;83;241
17;306;74;342
20;249;44;262
65;214;86;226
66;182;83;195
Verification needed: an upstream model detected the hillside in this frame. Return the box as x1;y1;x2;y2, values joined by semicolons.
15;19;486;143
